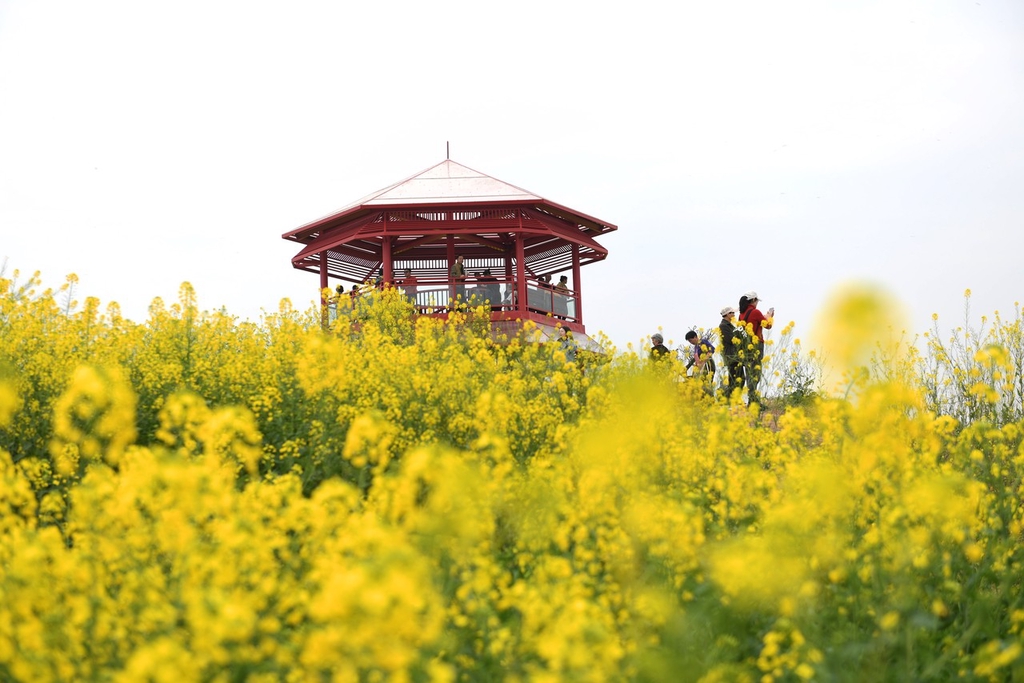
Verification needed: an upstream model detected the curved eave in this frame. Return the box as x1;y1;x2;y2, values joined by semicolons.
282;204;380;243
290;248;610;277
283;198;616;245
289;205;610;266
532;199;617;236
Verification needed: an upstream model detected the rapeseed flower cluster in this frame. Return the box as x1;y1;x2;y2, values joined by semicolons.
1;272;1023;681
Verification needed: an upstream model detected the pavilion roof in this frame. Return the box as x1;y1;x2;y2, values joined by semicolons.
283;159;617;285
342;159;542;206
283;159;617;242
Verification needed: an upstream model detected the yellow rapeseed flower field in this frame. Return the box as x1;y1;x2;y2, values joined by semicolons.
1;270;1023;681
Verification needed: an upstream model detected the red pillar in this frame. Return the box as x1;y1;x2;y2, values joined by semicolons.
571;244;582;324
447;234;456;304
515;231;526;318
382;235;393;284
319;251;329;300
319;251;329;328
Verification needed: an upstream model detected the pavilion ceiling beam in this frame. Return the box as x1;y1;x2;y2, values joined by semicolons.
531;205;609;235
523;209;607;255
391;232;509;254
283;205;382;241
517;222;594;244
316;211;382;240
292;208;606;278
293;242;379;269
392;234;445;255
368;223;517;238
521;246;600;268
462;234;508;252
523;245;569;261
524;206;581;232
331;241;380;260
521;234;564;254
293;212;384;260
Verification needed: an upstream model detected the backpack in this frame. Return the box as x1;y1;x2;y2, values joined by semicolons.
685;334;715;364
699;334;715;355
730;323;751;348
738;307;759;340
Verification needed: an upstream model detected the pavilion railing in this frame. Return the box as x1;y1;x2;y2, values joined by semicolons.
326;276;578;324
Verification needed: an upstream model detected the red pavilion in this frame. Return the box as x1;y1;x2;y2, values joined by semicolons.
282;159;616;344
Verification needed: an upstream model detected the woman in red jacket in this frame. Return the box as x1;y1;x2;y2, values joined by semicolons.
738;290;774;404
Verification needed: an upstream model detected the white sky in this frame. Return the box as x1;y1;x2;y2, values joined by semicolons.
2;0;1022;351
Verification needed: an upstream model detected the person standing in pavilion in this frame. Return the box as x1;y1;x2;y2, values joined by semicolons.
401;268;418;310
449;255;467;307
478;269;500;311
554;275;570;319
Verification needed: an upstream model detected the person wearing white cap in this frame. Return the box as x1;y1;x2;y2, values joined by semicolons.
738;291;775;404
719;306;745;397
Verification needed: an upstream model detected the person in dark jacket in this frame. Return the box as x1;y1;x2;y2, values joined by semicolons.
719;306;745;397
450;255;467;305
650;333;671;361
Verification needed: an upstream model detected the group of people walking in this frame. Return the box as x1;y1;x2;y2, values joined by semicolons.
651;290;775;404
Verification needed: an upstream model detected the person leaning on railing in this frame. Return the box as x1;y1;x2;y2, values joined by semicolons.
554;275;569;319
400;269;418;309
478;269;500;310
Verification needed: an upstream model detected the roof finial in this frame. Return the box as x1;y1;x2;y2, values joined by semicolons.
446;141;450;160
